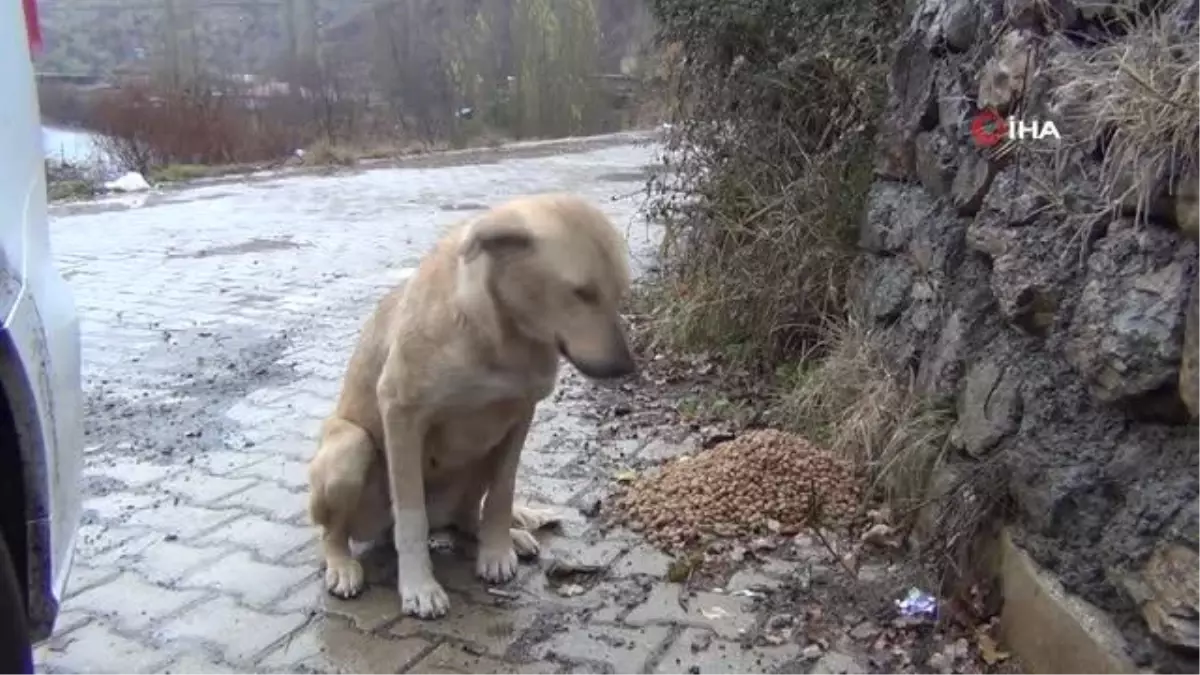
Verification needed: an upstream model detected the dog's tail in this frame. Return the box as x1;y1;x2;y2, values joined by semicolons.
511;504;561;531
308;417;375;527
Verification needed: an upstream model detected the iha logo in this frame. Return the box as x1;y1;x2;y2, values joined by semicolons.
969;109;1061;147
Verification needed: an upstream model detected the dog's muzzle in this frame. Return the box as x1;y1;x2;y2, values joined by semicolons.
558;338;637;380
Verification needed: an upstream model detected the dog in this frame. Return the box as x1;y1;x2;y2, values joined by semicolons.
306;192;636;619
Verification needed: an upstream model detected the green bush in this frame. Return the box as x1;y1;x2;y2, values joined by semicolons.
641;0;904;369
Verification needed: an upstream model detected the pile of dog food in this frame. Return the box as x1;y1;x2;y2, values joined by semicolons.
614;429;862;549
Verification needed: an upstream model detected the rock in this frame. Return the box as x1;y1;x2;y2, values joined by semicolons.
917;309;971;403
810;651;866;674
966;220;1012;258
1120;543;1199;650
953;359;1022;456
861;182;936;253
936;61;972;135
910;462;964;547
914;131;958;196
876;26;940;179
801;644;824;661
936;0;979;51
1181;276;1198;419
849;621;881;641
982;166;1053;226
1065;229;1193;407
1006;0;1079;31
1174;172;1199;239
952;149;996;216
977;30;1036;114
865;257;915;322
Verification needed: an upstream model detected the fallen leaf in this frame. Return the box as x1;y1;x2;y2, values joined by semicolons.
614;469;638;483
977;633;1010;665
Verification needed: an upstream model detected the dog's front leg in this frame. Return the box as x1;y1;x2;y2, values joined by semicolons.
476;405;535;584
380;401;450;619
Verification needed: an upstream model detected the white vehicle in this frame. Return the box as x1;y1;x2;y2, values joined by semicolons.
0;0;86;671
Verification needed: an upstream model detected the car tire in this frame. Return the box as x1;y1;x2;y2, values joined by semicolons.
0;532;32;674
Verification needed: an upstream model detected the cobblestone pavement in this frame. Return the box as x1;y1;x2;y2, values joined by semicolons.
35;135;845;675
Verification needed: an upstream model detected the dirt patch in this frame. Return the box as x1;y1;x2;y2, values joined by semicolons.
84;325;297;469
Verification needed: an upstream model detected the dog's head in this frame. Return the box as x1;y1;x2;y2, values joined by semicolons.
458;194;636;380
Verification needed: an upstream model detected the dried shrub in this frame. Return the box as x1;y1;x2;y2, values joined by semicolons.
640;0;905;369
1048;0;1199;223
773;313;953;512
88;84;295;173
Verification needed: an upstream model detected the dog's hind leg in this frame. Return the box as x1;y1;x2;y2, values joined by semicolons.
449;467;541;560
308;416;376;599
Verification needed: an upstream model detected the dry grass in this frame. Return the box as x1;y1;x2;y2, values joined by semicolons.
1049;0;1199;223
773;313;952;512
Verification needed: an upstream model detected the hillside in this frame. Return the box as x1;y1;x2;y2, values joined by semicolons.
35;0;653;79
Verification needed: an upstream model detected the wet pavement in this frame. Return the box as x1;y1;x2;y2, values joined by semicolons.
34;134;855;674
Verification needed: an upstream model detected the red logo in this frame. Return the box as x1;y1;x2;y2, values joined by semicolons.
970;109;1007;147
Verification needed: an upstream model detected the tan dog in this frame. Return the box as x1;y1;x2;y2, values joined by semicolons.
306;192;636;619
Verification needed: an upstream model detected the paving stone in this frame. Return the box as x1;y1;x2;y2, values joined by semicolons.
194;513;312;562
231;456;310;490
85;458;180;487
121;502;240;540
810;651;868;674
391;593;540;656
404;643;558;675
161;653;234;674
75;523;153;560
37;620;174;674
322;584;405;632
611;544;676;578
533;621;671;673
540;535;630;572
83;492;164;522
654;628;801;674
155;596;309;665
66;573;209;631
180;550;314;607
113;540;231;585
623;584;688;626
159;473;257;505
520;476;590;506
726;568;784;592
215;481;307;522
640;438;698;462
61;563;121;598
186;450;270;476
257;616;431;673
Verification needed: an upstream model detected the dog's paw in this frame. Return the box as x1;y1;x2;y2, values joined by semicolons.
397;576;450;619
510;527;540;559
324;559;365;599
476;543;520;583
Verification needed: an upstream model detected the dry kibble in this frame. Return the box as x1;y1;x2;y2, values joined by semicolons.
614;429;862;550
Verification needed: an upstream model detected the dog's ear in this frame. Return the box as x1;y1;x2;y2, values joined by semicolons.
460;215;534;262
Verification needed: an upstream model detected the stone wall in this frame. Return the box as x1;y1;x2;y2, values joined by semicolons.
860;0;1198;670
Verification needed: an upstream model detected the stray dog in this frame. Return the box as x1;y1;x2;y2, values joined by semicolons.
307;192;636;618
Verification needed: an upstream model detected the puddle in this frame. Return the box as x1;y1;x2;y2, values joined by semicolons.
438;201;489;212
166;237;306;259
596;170;651;183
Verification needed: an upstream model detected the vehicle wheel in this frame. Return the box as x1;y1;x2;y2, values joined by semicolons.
0;532;32;674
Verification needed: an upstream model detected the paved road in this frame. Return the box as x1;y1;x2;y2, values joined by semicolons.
34;136;813;674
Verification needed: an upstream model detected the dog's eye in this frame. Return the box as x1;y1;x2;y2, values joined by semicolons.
573;285;599;304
